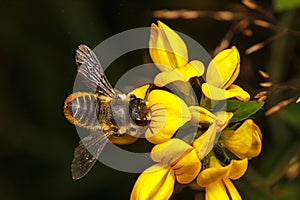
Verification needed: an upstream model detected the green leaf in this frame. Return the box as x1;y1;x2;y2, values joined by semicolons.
275;0;300;11
227;100;264;123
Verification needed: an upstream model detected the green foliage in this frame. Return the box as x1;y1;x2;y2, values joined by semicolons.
279;103;300;134
273;182;300;200
227;100;265;123
275;0;300;11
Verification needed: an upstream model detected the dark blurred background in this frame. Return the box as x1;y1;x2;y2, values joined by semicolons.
1;0;300;199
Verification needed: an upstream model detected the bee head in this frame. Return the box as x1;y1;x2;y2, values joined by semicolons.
129;95;150;127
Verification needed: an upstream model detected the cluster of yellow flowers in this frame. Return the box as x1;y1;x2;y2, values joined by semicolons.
120;21;264;199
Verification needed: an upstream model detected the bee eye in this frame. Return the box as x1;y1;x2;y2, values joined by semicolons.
134;118;145;126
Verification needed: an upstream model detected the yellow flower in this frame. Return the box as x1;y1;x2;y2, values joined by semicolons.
221;119;263;159
197;156;248;200
151;139;201;184
130;164;175;200
130;85;191;144
130;139;201;200
149;21;204;87
202;47;250;101
190;106;233;159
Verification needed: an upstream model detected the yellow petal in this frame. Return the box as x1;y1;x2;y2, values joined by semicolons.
205;180;231;200
151;139;201;184
150;21;188;70
222;179;242;200
189;106;217;124
202;83;250;101
172;148;201;184
205;179;242;200
227;84;250;102
222;119;262;159
109;134;138;145
176;60;204;81
128;84;150;99
222;129;251;155
215;111;233;131
130;164;175;200
245;121;262;158
192;111;232;159
154;60;204;87
146;90;191;144
199;157;244;200
193;123;219;159
159;82;199;107
201;83;227;100
206;46;240;88
197;156;230;187
197;157;248;187
151;138;193;165
154;70;187;87
228;158;248;180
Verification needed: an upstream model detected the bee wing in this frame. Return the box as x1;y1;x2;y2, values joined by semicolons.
75;44;117;97
71;130;113;180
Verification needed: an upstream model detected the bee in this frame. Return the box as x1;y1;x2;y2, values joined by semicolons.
63;45;151;179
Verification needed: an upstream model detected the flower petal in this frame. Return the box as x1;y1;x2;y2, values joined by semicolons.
205;180;231;200
151;138;193;165
227;84;250;102
189;106;217;124
130;164;175;200
197;156;248;187
150;21;188;70
197;156;230;186
222;119;262;159
128;84;150;99
154;71;187;87
228;158;248;180
215;111;233;131
182;60;205;79
205;179;242;200
221;129;251;155
202;83;250;101
206;46;240;88
245;121;262;158
154;60;204;87
146;90;191;144
151;139;201;184
223;179;242;200
201;83;227;100
192;112;232;159
193;122;219;159
172;147;201;184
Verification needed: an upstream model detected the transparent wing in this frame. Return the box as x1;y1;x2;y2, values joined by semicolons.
71;130;114;180
75;44;117;97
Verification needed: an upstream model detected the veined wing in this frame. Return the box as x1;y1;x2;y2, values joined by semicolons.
71;130;114;180
75;44;117;97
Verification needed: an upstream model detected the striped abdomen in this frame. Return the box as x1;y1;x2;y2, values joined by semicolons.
64;92;108;129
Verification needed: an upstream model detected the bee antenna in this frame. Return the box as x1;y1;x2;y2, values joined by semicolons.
144;84;155;135
147;123;154;135
144;83;154;102
147;109;154;135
